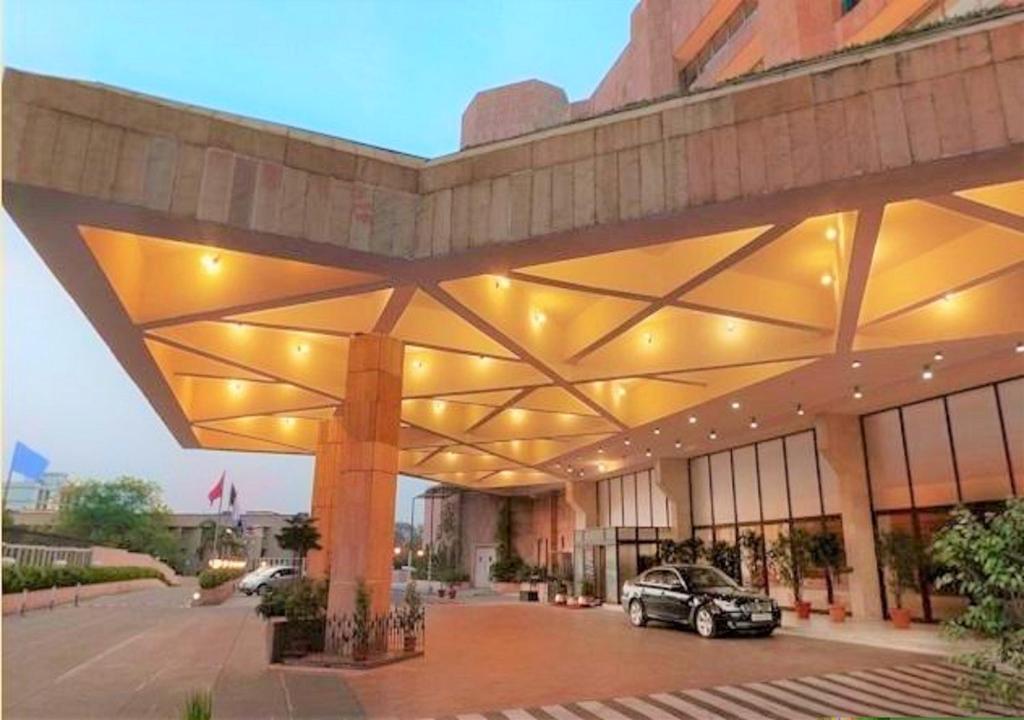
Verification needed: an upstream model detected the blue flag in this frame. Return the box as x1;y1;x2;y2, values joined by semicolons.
10;442;49;482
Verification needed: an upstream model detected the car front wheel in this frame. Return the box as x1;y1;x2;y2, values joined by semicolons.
628;599;647;627
694;605;718;638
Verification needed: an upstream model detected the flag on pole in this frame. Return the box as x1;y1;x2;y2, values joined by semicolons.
207;471;225;506
10;442;49;482
228;483;240;525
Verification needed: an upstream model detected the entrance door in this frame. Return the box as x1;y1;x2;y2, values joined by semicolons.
474;546;496;588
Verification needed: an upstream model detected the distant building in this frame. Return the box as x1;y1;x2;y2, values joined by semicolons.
4;472;71;511
166;510;295;574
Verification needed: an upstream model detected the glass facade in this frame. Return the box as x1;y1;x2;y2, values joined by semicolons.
576;469;671;603
687;429;846;611
862;377;1021;622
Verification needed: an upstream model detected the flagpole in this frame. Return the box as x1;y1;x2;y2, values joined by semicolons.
2;466;14;513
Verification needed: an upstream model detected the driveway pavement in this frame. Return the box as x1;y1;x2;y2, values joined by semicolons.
2;580;360;719
3;582;952;719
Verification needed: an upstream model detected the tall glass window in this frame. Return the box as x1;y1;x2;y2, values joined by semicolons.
864;410;911;509
948;386;1013;501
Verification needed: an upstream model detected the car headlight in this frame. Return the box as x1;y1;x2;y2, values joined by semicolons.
712;598;740;612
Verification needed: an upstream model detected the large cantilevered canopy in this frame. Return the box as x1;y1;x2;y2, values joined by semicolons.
4;13;1024;492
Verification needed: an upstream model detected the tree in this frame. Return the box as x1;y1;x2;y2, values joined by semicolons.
768;528;813;603
56;476;178;565
930;501;1024;711
876;529;923;611
275;513;321;568
808;530;848;604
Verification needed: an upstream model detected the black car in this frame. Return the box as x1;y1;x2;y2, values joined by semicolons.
622;564;780;638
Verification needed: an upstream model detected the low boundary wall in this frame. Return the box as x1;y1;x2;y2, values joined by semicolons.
2;577;166;615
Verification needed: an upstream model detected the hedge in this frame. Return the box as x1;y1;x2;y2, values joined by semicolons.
2;565;165;594
198;566;246;589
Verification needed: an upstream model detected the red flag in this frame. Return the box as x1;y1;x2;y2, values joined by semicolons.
207;471;225;505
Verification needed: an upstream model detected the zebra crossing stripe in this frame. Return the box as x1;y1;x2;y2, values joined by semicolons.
540;705;586;720
647;692;721;720
797;674;941;717
773;678;892;716
707;685;817;720
742;680;858;717
681;688;773;720
844;670;970;716
503;710;539;720
889;665;1019;716
610;696;677;720
576;700;632;720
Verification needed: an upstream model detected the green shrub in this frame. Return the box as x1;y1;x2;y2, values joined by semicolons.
2;565;165;593
197;567;246;589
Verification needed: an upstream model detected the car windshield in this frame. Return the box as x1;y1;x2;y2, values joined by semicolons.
682;566;740;591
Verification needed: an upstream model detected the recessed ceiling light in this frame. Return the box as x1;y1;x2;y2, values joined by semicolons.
853;386;864;400
730;400;741;410
653;427;661;435
282;417;295;427
230;380;243;393
555;463;561;469
413;359;425;369
643;332;654;345
749;417;759;429
598;447;604;454
933;350;944;361
597;463;606;473
493;275;510;290
943;292;954;303
201;254;221;274
851;360;862;369
796;404;805;416
824;226;838;241
645;448;652;458
294;343;308;355
1016;341;1024;354
726;321;736;333
624;438;631;446
674;440;682;449
708;430;718;440
531;309;547;327
688;415;698;424
820;273;834;286
922;365;934;381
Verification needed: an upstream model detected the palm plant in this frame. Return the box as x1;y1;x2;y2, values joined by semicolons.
768;528;813;606
275;513;322;570
181;690;212;720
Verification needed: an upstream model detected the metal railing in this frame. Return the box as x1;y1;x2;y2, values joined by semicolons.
325;607;426;660
2;543;92;568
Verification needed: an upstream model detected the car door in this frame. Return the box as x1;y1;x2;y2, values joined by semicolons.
640;570;670;619
660;568;694;624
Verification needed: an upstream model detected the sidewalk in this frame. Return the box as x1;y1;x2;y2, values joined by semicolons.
776;612;983;657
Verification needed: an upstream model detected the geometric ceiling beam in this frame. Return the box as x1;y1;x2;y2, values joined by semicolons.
398;417;546;474
922;194;1024;235
568;221;799;363
858;258;1024;328
191;423;311;454
672;299;832;334
402;381;555;401
508;270;828;333
412;444;450;468
172;371;279;384
137;279;395;331
464;387;534;433
835;205;883;353
573;351;827;385
422;284;629;431
183;403;338;425
372;284;416;334
145;333;344;402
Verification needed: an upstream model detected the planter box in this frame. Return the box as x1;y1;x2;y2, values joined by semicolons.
2;578;165;615
490;581;520;595
195;578;237;606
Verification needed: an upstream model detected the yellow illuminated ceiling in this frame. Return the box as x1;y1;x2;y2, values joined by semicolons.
75;180;1024;489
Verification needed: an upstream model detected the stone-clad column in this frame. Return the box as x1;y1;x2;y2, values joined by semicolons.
326;333;404;627
816;414;884;620
306;408;345;580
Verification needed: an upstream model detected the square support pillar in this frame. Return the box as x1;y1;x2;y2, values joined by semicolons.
816;414;884;620
564;480;597;530
326;334;403;629
306;408;345;580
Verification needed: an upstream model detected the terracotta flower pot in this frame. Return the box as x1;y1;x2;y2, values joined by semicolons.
828;604;847;623
554;593;566;605
795;600;812;619
890;607;912;629
447;587;457;599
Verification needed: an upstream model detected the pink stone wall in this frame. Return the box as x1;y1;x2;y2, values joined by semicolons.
461;80;570;149
90;545;179;585
2;578;165;615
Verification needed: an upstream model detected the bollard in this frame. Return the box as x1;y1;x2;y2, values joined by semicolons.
20;588;27;616
74;582;81;607
49;584;57;610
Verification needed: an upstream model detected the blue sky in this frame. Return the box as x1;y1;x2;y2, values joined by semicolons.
2;0;633;518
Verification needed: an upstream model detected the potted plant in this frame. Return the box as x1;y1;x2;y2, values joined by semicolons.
738;530;767;591
578;578;596;607
876;530;922;629
768;528;813;618
352;579;371;661
402;580;421;652
808;530;850;622
552;578;568;605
